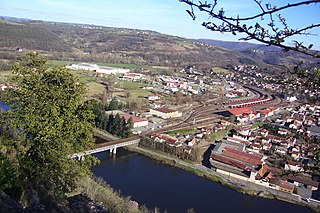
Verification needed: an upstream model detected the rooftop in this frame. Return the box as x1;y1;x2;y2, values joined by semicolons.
152;107;177;113
121;114;146;123
221;147;263;166
228;107;254;116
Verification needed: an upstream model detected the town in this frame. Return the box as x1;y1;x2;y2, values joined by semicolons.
65;61;320;207
1;7;320;211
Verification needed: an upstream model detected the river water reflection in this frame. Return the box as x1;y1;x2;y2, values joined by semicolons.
92;148;312;213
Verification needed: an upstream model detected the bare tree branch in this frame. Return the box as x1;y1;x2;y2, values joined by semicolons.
179;0;320;58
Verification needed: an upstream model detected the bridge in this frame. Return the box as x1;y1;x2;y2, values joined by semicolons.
72;136;140;159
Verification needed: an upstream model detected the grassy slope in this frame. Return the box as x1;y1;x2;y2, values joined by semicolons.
0;21;71;51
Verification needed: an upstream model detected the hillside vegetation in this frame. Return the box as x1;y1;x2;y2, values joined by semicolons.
0;21;71;52
0;18;252;69
0;17;318;70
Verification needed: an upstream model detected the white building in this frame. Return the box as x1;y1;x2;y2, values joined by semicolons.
150;108;182;119
148;94;160;101
284;161;304;172
121;114;148;128
66;63;129;75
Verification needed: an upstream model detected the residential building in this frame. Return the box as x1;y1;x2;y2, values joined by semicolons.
66;63;129;75
150;108;182;119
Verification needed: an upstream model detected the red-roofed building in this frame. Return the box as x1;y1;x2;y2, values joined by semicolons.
228;107;254;117
228;107;259;123
121;114;148;128
154;134;178;146
210;154;249;170
277;180;295;193
227;136;251;146
259;108;274;117
283;175;319;190
221;147;263;166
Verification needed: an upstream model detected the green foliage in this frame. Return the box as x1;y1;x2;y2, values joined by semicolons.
90;99;133;138
1;52;97;205
0;22;71;51
139;137;201;162
167;128;194;137
103;113;133;138
209;130;228;141
76;177;140;213
107;97;123;110
315;149;320;169
0;152;21;199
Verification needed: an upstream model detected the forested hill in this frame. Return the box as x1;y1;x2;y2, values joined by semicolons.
198;39;320;68
0;17;318;69
0;20;71;52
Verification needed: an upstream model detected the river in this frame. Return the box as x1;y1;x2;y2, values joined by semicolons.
92;148;312;213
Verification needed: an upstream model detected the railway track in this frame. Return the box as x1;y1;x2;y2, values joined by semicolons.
99;86;283;143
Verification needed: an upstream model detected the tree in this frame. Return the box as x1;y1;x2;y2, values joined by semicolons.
315;149;320;170
107;97;119;110
122;117;134;138
179;0;319;58
1;52;97;206
113;113;122;136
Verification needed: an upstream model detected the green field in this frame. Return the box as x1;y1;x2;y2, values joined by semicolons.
97;63;141;70
46;60;80;66
85;82;105;97
211;67;232;74
114;80;147;90
131;89;151;98
149;67;174;75
72;70;99;84
0;71;12;82
209;130;228;141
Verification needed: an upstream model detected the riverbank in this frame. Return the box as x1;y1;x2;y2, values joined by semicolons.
126;145;320;213
71;176;160;213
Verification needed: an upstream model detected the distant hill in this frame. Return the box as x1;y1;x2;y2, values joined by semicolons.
198;39;319;67
0;16;318;69
0;19;71;52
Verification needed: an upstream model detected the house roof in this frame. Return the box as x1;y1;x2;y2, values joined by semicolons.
227;136;251;145
211;153;249;170
283;175;319;188
228;107;254;116
277;180;295;190
260;109;272;115
258;163;269;177
153;107;177;113
221;147;263;166
157;134;177;144
287;160;303;167
121;114;146;123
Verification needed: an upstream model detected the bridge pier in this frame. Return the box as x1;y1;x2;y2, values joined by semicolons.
109;147;117;155
76;155;85;161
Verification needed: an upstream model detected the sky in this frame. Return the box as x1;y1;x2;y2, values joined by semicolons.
1;0;320;49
